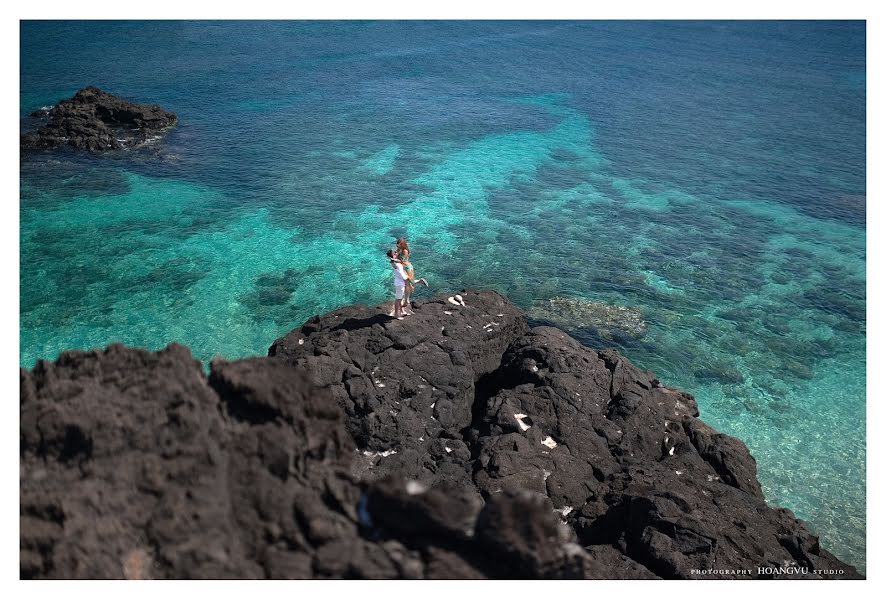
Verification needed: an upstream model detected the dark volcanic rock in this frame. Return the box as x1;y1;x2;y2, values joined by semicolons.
20;290;861;579
21;87;177;154
19;341;595;579
269;289;529;487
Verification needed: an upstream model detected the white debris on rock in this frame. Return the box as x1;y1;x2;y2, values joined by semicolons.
541;436;558;449
405;480;427;495
447;297;460;306
443;311;453;315
362;448;398;458
555;506;573;518
542;469;552;482
707;474;720;482
675;470;684;476
514;413;531;431
298;339;304;345
445;447;452;453
668;446;675;456
530;365;539;373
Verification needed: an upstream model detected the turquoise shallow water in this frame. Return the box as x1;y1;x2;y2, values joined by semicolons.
20;21;865;570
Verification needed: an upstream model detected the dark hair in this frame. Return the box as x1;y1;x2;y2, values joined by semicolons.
386;249;396;259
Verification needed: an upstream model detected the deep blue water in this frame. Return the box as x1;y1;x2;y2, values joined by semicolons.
20;21;866;571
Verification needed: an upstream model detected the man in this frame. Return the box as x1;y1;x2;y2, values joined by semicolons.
386;249;408;320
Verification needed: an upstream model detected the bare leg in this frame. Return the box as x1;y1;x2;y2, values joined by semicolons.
395;291;404;319
403;282;415;315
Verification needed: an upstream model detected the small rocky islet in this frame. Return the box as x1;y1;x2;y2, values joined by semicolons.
20;290;860;579
20;86;177;154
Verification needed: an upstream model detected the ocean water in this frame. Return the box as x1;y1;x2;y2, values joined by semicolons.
20;21;866;571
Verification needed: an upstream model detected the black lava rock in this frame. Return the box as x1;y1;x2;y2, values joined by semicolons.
20;290;861;579
21;86;177;154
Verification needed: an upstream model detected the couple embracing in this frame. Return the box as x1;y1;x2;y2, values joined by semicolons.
386;238;428;320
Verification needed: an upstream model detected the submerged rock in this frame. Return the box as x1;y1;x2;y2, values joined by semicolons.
20;290;859;579
21;86;177;154
527;296;648;339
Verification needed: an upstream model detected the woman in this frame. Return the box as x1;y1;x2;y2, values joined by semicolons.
396;238;428;314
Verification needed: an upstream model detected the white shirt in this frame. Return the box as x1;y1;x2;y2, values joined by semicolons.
391;261;407;286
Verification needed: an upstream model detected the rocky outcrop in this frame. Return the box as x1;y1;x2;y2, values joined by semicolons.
21;87;177;153
20;290;860;579
268;290;529;466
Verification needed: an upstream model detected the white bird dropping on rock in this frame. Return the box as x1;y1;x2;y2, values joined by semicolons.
541;436;557;449
514;413;531;431
669;446;675;456
447;297;460;306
